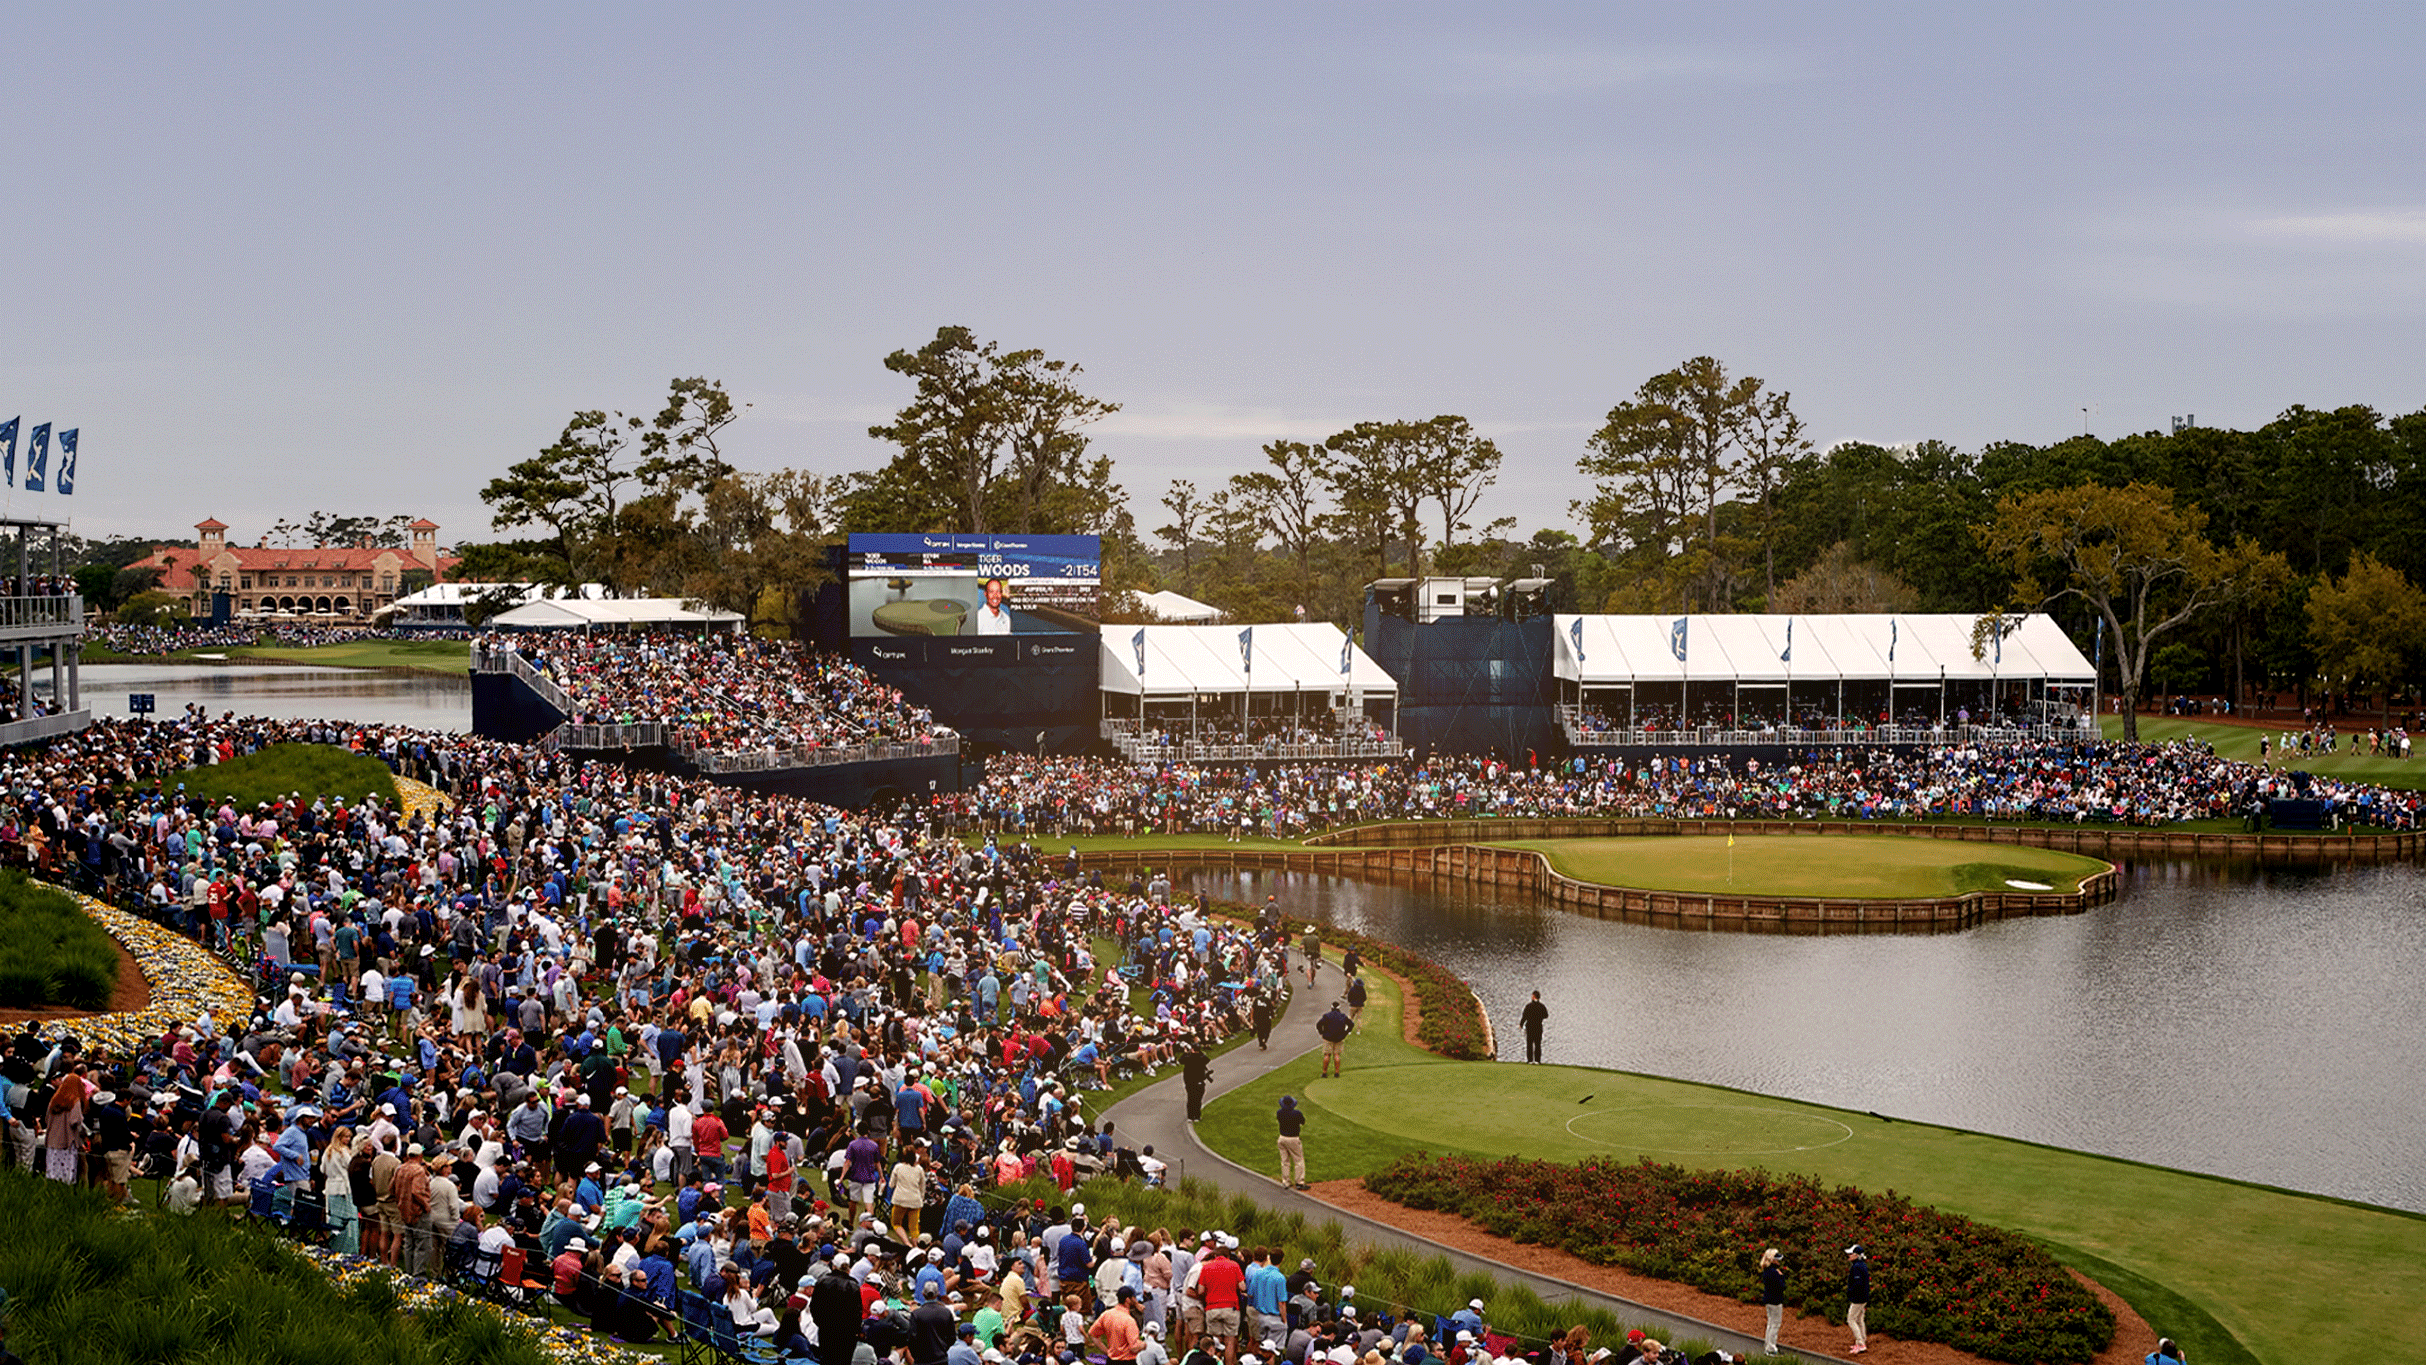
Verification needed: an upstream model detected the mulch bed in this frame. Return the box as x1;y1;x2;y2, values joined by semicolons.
1304;1179;2158;1365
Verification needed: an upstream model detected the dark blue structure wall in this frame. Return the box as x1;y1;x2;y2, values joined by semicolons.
470;670;566;744
851;637;1099;754
1364;604;1559;759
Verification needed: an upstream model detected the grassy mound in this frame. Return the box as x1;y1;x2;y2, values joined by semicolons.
1501;835;2107;898
158;742;399;812
0;872;120;1010
0;1172;551;1365
227;638;470;673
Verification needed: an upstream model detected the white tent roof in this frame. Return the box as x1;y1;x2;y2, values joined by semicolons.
1553;613;2095;685
393;581;609;609
1100;623;1397;697
488;597;744;629
1137;589;1222;623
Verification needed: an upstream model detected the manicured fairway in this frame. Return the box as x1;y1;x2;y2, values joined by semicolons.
227;638;470;673
1497;834;2108;897
1198;990;2418;1365
2102;713;2426;791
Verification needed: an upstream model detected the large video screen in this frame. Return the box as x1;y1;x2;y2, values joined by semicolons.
846;533;1100;638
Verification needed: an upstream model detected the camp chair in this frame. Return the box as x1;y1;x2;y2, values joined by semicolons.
247;1177;278;1221
706;1302;784;1365
677;1289;721;1365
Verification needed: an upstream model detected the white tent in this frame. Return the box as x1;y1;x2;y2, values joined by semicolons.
1553;612;2093;684
487;598;744;630
1136;589;1223;623
1100;622;1396;697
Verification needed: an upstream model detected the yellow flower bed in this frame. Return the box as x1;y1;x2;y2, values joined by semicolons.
29;885;254;1052
298;1248;654;1365
394;773;453;823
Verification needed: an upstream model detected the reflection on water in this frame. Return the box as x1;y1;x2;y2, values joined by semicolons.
1184;859;2426;1213
71;664;471;732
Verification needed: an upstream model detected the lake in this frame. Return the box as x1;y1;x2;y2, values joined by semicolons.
71;663;472;731
1184;859;2426;1213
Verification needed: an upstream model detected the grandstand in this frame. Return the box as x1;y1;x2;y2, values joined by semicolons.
1095;622;1403;763
1553;611;2097;747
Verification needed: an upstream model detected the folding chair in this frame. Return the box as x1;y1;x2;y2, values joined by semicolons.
677;1289;721;1365
247;1178;278;1221
707;1303;783;1365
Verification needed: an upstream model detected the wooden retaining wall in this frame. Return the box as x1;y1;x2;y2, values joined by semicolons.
1076;841;2121;936
1297;816;2426;867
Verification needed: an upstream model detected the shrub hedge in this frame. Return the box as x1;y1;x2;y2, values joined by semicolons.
1363;1152;2116;1365
0;870;120;1010
157;741;400;812
1198;896;1493;1059
0;1170;554;1365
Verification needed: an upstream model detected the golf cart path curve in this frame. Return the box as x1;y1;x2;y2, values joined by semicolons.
1100;956;1840;1364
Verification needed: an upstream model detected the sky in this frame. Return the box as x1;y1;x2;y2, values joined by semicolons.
5;3;2423;546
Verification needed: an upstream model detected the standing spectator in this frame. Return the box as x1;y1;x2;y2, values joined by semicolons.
1345;974;1368;1033
1759;1248;1786;1355
1519;992;1549;1065
1844;1243;1869;1355
1274;1097;1306;1191
1180;1042;1211;1122
1315;1003;1351;1079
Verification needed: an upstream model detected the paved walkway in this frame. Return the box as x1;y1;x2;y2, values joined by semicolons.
1101;965;1834;1363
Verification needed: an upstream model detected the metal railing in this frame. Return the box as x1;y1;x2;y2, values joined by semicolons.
0;709;93;747
470;647;579;716
1101;717;1404;764
0;595;82;632
553;721;671;751
670;729;960;773
1557;705;2096;749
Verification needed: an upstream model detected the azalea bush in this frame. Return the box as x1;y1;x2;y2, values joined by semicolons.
1364;1153;2115;1365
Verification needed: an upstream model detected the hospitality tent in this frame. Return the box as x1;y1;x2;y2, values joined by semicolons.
486;597;745;632
1136;589;1223;623
1551;612;2095;729
1099;622;1397;739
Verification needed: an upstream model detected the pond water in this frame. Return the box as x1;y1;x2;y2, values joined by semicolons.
67;663;472;731
1184;860;2426;1213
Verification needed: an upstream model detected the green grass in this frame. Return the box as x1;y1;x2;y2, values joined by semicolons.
965;831;1312;854
159;741;400;810
0;871;119;1009
226;638;471;673
1196;1033;2419;1365
1496;835;2108;898
0;1170;553;1365
2102;713;2426;791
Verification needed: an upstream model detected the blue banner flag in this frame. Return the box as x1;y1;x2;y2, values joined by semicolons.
54;429;75;495
1781;617;1793;663
1669;616;1688;662
1570;616;1585;663
1888;618;1898;664
1994;616;2003;668
0;417;14;487
1239;626;1253;675
1133;627;1146;679
23;423;46;492
1340;630;1352;676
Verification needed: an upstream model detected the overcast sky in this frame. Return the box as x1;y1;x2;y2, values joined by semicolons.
5;3;2422;545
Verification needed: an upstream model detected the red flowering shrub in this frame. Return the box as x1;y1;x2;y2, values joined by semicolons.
1364;1153;2113;1364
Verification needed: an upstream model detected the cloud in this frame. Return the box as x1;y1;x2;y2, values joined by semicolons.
1424;44;1790;96
2249;209;2426;246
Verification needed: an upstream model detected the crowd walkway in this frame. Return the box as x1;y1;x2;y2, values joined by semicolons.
1101;968;1820;1363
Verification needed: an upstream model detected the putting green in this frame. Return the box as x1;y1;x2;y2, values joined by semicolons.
1498;834;2107;897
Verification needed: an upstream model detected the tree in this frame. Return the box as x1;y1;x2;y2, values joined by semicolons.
1737;387;1813;598
1407;415;1504;552
1231;439;1330;604
481;408;647;583
1157;480;1202;595
861;326;1120;534
639;377;746;494
1769;542;1919;613
1579;357;1763;610
1323;421;1431;578
1975;481;2290;740
2306;552;2426;718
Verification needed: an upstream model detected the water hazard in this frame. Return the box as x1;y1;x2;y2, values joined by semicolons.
70;663;471;731
1184;859;2426;1213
